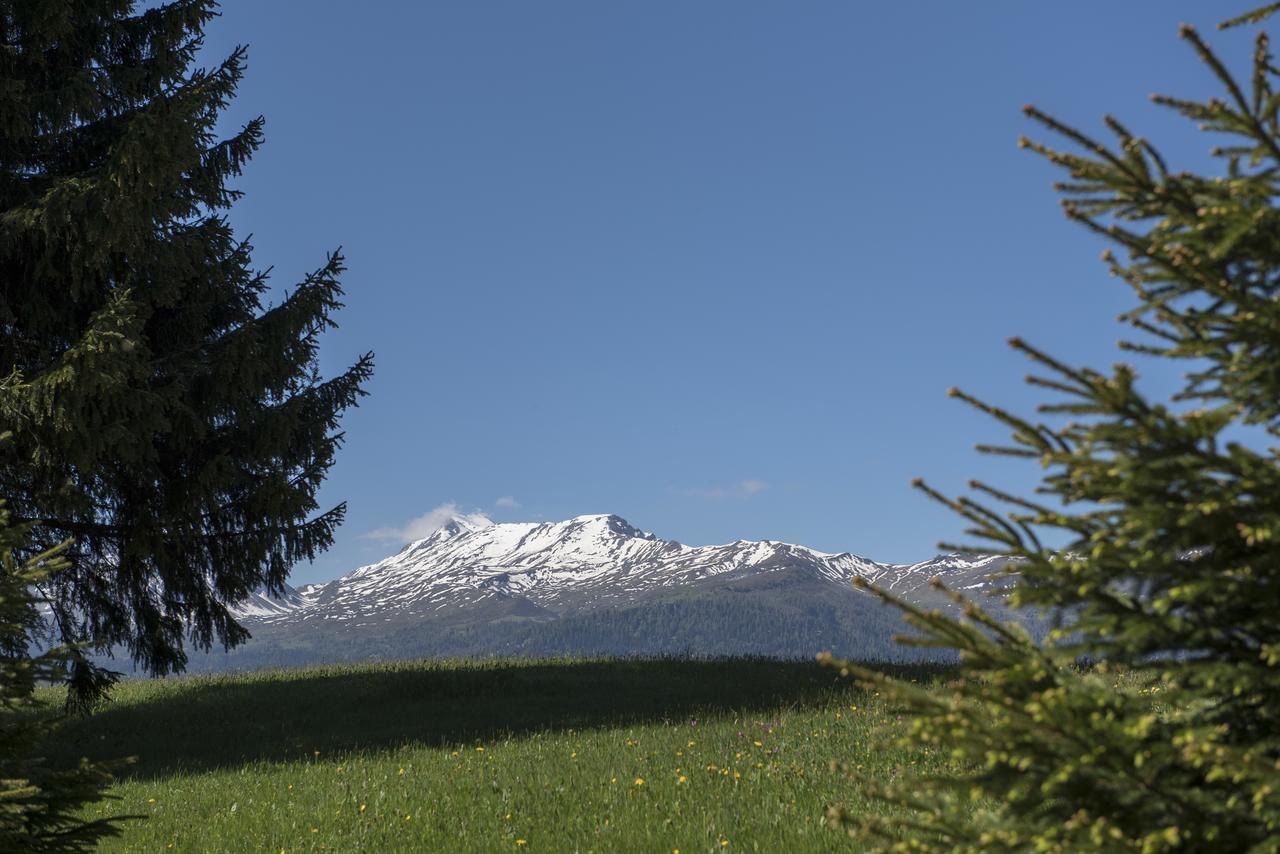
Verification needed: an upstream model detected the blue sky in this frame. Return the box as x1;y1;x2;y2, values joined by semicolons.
196;2;1252;584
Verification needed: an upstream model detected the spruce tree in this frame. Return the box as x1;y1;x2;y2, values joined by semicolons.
0;486;122;850
0;1;373;704
822;7;1280;850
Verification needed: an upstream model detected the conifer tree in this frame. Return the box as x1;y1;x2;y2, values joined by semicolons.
0;487;122;850
0;1;373;704
822;7;1280;850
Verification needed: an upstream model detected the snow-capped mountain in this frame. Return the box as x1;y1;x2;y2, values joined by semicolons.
225;513;1015;638
228;583;316;619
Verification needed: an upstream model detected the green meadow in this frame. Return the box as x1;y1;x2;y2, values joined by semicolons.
42;658;948;853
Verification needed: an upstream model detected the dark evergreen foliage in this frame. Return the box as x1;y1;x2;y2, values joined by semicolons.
0;1;372;704
0;491;123;850
821;6;1280;850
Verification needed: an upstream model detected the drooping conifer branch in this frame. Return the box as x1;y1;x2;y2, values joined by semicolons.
0;1;373;704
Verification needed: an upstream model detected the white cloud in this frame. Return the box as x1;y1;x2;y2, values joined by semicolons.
362;502;485;543
685;479;768;500
494;496;521;509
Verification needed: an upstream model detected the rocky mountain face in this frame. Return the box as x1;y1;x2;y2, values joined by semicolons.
192;514;1022;672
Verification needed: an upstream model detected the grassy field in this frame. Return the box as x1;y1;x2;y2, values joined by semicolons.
42;658;948;853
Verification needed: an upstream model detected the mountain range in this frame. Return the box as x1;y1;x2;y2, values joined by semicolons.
176;513;1027;672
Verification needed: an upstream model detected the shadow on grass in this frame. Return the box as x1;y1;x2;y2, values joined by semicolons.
46;657;943;782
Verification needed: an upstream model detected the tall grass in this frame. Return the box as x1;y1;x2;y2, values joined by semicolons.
43;658;948;852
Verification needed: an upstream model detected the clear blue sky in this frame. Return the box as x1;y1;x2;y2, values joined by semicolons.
195;1;1251;584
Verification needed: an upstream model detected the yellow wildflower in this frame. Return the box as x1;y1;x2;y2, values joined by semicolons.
634;777;645;786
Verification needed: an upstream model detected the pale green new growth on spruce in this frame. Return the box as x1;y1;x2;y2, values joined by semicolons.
821;6;1280;851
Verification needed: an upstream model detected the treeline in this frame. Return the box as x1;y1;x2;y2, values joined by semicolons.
174;589;958;674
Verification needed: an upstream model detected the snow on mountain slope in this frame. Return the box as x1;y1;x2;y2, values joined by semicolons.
227;582;314;619
862;553;1015;595
243;514;1010;627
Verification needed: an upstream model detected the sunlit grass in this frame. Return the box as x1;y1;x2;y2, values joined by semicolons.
43;658;948;852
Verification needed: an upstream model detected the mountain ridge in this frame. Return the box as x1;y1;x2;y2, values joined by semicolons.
192;513;1022;670
233;512;1007;625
